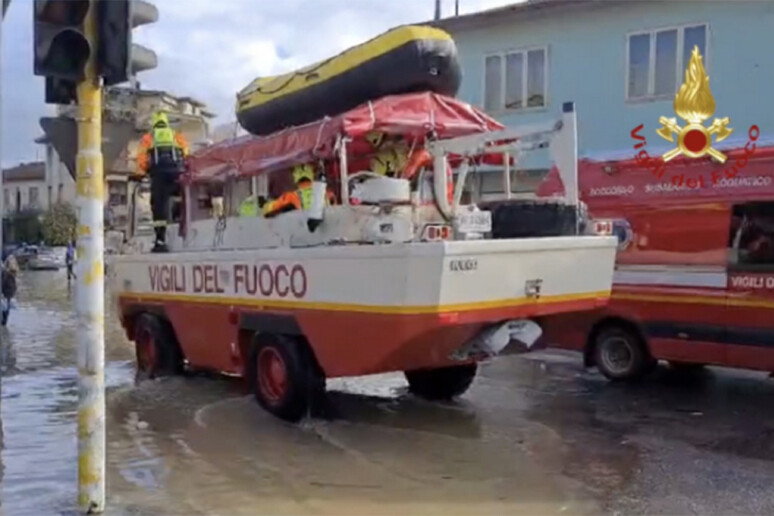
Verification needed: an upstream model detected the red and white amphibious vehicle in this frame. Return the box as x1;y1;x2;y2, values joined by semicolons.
108;93;617;421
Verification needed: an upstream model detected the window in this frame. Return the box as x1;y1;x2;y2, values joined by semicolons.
3;189;8;213
473;168;550;197
484;47;548;112
627;24;708;101
108;182;128;207
29;187;39;208
728;202;774;270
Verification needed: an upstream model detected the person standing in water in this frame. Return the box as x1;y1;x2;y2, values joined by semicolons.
1;255;19;327
65;240;76;283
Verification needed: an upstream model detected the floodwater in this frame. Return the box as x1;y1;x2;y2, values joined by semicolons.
3;270;774;515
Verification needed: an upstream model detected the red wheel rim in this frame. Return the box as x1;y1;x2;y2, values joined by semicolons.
136;327;157;373
257;347;287;403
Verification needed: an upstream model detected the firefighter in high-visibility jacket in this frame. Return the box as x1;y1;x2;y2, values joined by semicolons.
136;111;190;252
262;164;335;217
366;130;454;204
366;131;409;177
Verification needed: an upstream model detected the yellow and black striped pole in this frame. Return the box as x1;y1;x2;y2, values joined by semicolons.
75;2;106;514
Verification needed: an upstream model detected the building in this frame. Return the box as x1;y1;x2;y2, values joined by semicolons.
211;121;249;144
2;162;45;215
2;160;75;216
38;87;216;233
433;0;774;195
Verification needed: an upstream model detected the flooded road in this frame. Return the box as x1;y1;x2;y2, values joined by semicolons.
2;270;774;515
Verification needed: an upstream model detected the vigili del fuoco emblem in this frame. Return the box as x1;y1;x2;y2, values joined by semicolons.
656;45;733;163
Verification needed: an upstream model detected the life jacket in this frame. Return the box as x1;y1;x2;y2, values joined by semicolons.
298;184;313;211
239;195;258;217
150;124;184;170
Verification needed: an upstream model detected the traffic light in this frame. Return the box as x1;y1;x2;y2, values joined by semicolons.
98;0;158;86
34;0;159;104
33;0;93;103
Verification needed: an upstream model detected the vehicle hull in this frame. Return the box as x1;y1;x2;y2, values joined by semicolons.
110;237;617;378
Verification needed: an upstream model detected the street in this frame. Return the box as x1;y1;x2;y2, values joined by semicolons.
2;270;774;515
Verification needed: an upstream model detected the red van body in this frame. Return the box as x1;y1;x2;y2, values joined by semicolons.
536;140;774;380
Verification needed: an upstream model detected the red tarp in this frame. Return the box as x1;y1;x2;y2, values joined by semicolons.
185;92;505;184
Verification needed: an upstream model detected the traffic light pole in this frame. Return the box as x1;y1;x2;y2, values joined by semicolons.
75;4;105;515
1;0;10;265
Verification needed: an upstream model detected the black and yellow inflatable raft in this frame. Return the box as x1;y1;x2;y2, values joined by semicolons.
235;25;462;136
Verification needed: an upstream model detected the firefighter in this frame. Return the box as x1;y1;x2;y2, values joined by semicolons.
369;131;455;204
136;110;190;252
366;131;409;177
262;163;336;218
238;194;259;217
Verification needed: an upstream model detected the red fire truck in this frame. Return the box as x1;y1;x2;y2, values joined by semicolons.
536;135;774;381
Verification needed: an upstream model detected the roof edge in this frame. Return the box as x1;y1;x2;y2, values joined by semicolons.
430;0;626;32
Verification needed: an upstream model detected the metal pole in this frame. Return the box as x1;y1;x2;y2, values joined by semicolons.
75;4;105;514
0;0;9;260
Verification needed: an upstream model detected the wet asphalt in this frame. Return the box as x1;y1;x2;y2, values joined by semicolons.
1;270;774;515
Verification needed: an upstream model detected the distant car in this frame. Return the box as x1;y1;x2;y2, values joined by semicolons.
27;247;62;271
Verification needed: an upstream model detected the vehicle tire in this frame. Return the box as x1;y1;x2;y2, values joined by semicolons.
250;334;325;422
404;363;478;400
593;325;653;382
133;313;184;379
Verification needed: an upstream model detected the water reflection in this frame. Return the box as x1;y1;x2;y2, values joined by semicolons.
0;270;134;515
6;269;774;515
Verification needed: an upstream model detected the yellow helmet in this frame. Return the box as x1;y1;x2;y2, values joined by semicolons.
151;110;169;128
292;164;314;184
366;131;385;149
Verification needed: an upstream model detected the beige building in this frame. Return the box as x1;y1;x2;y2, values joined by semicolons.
2;160;76;216
211;121;248;144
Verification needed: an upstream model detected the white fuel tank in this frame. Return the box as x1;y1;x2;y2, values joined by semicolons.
351;176;411;205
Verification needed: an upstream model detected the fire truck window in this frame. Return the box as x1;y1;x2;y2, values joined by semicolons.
728;202;774;270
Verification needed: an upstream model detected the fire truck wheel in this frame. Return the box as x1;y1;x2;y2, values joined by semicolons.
249;335;325;422
593;325;652;382
134;313;184;380
404;363;477;400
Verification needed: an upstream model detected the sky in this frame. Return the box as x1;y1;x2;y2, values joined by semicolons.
0;0;520;167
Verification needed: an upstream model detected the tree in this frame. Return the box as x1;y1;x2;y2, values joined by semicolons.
7;209;43;245
42;202;77;246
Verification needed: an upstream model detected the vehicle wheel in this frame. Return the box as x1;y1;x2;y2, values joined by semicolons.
134;313;184;379
593;325;653;382
404;363;478;400
250;335;325;422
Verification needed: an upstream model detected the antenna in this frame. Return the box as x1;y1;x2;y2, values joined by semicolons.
455;0;459;16
434;0;441;20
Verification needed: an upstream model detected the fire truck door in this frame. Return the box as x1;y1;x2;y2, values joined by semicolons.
724;201;774;371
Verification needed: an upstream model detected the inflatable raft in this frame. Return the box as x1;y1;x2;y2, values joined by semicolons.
235;25;462;136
